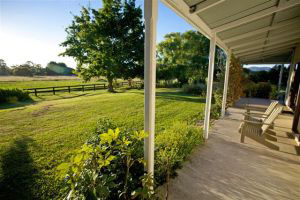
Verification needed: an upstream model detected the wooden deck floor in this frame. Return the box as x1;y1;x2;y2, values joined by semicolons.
168;103;300;200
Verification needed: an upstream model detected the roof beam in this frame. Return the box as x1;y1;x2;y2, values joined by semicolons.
241;54;291;63
190;0;225;14
237;44;296;57
230;28;300;49
234;39;300;54
213;0;300;33
240;48;293;61
223;17;300;44
161;0;230;52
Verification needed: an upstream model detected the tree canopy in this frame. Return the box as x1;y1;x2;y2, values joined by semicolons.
60;0;144;91
157;30;228;86
157;31;210;86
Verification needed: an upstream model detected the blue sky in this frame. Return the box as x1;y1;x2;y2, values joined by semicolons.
0;0;194;68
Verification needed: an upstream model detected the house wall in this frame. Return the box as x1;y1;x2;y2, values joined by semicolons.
294;45;300;63
298;119;300;133
294;46;300;133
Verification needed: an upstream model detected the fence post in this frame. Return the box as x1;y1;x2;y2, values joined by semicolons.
34;89;37;96
104;83;106;89
53;87;55;95
94;84;96;91
82;85;84;92
68;86;71;93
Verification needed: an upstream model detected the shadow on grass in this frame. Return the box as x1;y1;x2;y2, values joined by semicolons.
130;89;206;103
37;90;107;100
0;137;40;200
0;100;35;110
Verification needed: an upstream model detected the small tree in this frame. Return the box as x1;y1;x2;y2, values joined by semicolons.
60;0;144;92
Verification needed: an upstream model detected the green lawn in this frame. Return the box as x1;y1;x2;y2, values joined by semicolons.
0;88;205;199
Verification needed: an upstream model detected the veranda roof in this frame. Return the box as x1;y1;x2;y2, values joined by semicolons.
161;0;300;64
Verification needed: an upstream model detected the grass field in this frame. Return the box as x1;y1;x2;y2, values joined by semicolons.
0;79;206;199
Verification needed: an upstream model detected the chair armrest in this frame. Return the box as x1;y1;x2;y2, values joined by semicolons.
242;119;272;126
243;112;268;117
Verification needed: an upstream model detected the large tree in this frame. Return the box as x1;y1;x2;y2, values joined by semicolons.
60;0;144;92
157;31;209;86
0;59;11;75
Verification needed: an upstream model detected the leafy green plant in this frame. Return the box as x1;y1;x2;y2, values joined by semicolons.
57;117;204;200
57;128;152;200
0;88;31;104
210;89;223;119
155;121;203;196
270;85;278;100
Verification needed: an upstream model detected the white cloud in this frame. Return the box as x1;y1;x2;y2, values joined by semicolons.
0;29;76;68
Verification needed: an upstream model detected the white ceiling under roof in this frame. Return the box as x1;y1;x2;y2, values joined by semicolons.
161;0;300;64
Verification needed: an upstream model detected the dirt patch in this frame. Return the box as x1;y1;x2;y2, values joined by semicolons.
32;105;53;117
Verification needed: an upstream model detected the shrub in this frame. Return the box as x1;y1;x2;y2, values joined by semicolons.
155;122;203;187
0;88;31;104
270;85;278;100
57;119;204;199
227;55;243;106
211;89;223;119
57;128;155;200
244;82;273;99
182;83;206;95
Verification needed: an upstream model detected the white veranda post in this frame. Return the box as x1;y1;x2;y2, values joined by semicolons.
204;33;216;139
221;50;231;117
285;49;296;106
144;0;158;175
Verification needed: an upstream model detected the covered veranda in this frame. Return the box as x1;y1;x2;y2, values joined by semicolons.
168;102;300;199
143;0;300;198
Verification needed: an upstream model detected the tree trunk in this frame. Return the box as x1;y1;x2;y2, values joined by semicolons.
107;77;114;92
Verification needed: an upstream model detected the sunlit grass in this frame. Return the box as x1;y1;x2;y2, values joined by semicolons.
0;88;205;199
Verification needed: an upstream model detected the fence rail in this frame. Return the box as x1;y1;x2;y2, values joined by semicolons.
24;83;107;96
23;81;143;96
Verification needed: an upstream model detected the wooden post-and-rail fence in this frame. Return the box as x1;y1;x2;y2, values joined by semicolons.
24;83;106;96
23;81;143;96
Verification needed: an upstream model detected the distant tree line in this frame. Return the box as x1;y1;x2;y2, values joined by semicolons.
0;59;74;76
243;65;289;87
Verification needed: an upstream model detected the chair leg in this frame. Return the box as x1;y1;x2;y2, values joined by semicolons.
240;130;245;143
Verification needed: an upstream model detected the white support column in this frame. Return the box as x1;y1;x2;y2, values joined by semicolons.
221;50;231;117
278;64;283;93
144;0;157;176
204;33;216;139
285;50;296;106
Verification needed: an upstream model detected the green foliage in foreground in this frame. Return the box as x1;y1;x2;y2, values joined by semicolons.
57;127;152;200
0;88;31;104
0;88;207;199
57;118;203;200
